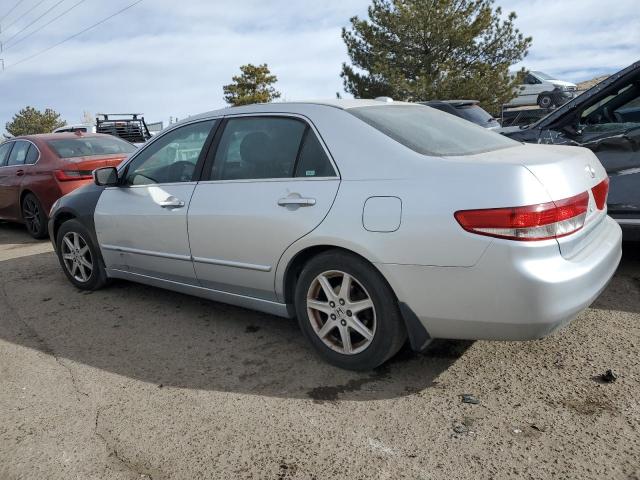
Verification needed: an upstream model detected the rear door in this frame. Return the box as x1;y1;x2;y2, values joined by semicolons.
94;120;217;284
188;115;340;301
0;141;30;220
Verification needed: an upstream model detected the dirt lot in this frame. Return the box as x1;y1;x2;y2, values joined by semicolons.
0;221;639;480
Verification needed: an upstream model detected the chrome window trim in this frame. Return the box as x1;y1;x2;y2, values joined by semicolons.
0;139;41;168
215;111;340;180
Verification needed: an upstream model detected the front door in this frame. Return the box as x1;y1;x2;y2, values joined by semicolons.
188;115;340;301
94;120;217;284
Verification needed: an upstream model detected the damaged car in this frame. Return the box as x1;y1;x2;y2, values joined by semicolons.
501;60;640;240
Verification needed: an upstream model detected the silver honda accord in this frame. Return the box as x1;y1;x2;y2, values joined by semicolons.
48;100;622;370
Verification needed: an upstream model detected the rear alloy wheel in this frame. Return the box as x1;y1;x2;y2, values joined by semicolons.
306;271;376;355
56;219;108;290
21;193;47;239
295;251;406;370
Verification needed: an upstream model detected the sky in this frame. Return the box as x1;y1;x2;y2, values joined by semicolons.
0;0;638;132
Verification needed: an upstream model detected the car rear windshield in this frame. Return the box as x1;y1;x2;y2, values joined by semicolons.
349;105;518;156
47;136;136;158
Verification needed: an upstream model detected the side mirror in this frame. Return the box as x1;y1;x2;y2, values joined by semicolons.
93;167;119;186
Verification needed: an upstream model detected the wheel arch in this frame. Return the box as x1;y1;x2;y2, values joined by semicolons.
52;210;77;242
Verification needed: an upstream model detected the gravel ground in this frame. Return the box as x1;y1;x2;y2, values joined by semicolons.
0;221;639;480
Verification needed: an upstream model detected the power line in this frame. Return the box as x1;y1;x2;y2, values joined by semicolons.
3;0;67;46
0;0;27;23
4;0;144;70
2;0;47;33
3;0;85;51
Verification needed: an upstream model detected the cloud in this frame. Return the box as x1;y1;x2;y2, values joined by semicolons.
1;0;638;131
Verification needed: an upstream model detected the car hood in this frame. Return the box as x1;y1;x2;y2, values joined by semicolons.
531;60;640;130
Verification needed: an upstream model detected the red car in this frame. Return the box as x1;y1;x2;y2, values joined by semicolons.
0;132;136;238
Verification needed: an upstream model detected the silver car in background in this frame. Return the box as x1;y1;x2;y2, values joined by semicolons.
48;100;622;370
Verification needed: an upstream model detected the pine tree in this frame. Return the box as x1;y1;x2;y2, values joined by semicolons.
223;64;282;106
341;0;532;113
6;106;66;136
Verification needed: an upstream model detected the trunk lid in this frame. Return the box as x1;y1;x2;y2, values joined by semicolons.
62;154;129;174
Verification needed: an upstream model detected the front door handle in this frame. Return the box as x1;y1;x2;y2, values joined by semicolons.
159;196;185;208
16;170;24;176
278;197;316;207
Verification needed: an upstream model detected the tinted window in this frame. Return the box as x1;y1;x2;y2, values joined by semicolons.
457;105;498;127
124;120;215;185
212;117;306;180
25;144;39;164
0;142;13;166
47;136;135;158
295;131;336;177
349;105;518;156
7;141;30;166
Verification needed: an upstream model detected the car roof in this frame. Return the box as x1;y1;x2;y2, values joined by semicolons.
421;100;480;107
8;132;112;142
184;99;419;123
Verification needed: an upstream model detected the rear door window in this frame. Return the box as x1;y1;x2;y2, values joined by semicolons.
25;144;39;164
7;141;30;166
0;142;14;166
212;117;306;180
294;130;336;177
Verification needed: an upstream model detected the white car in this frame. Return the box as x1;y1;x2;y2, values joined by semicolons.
508;71;578;108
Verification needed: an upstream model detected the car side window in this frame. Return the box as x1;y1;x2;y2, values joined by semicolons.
124;120;216;185
0;142;13;166
25;144;39;164
7;141;30;166
212;117;306;180
294;130;336;177
524;74;540;85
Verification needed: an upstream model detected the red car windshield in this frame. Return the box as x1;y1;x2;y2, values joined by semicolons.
47;137;136;158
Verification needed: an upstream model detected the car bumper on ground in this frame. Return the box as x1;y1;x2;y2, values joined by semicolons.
378;216;622;341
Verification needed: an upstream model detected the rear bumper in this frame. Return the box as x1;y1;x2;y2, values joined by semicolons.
378;216;622;340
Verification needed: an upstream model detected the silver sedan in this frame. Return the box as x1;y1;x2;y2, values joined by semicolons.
48;100;622;370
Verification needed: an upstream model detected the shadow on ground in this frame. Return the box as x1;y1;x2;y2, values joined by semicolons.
0;243;471;401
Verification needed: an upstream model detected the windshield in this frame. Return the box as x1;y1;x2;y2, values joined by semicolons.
349;105;517;156
531;71;555;81
47;136;136;158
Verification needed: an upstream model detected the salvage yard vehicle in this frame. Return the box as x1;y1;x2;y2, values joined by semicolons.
501;60;640;240
420;100;500;129
0;132;136;238
509;71;577;108
48;100;622;370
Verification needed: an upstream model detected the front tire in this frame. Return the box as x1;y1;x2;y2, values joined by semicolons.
21;193;48;239
295;251;406;370
537;93;553;109
56;219;108;290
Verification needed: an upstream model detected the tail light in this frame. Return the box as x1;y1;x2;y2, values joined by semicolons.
455;191;589;241
55;170;93;181
591;177;609;210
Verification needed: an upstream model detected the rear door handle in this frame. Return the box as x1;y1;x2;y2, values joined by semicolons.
159;196;185;208
278;197;316;207
16;170;24;176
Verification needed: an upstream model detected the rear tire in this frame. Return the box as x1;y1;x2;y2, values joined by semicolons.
294;250;406;371
21;193;48;239
56;219;108;291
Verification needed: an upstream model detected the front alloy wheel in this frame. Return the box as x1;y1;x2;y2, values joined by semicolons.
61;232;93;283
